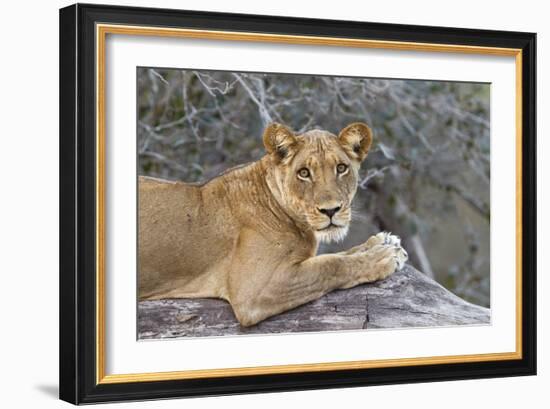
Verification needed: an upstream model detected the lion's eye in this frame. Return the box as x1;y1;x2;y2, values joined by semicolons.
297;168;310;179
336;163;348;174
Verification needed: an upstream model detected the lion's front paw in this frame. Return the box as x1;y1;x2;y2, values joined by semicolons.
368;240;408;279
346;231;405;256
343;236;409;289
392;242;408;271
362;233;408;279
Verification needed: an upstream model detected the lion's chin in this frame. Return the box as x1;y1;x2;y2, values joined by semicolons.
314;225;349;244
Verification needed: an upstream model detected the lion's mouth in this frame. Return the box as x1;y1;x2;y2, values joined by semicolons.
314;221;350;244
317;222;345;231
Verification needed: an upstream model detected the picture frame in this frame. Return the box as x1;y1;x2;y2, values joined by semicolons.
59;3;536;404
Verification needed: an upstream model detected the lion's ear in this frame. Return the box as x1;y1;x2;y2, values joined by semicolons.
263;123;297;161
338;122;373;162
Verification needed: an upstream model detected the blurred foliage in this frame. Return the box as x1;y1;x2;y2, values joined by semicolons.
137;68;490;307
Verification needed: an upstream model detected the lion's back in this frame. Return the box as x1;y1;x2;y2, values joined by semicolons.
138;175;238;299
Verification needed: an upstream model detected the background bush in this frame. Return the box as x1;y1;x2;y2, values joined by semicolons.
137;67;490;307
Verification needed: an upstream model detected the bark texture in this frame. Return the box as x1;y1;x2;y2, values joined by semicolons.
138;264;490;339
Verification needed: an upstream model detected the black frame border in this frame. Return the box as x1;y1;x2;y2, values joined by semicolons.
59;3;536;404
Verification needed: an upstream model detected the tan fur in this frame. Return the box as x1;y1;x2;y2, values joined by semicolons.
139;123;408;326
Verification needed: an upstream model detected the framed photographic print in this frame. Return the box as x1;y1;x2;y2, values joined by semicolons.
59;3;536;404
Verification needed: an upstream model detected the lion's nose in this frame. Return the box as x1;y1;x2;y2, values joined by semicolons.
318;206;341;218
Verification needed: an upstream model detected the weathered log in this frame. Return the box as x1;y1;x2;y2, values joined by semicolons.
138;264;490;339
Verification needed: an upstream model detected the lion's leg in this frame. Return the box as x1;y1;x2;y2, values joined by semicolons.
230;241;408;327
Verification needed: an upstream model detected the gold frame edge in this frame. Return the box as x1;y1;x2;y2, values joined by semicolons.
95;23;524;385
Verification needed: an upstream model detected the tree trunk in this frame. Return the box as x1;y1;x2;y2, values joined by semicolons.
138;264;490;339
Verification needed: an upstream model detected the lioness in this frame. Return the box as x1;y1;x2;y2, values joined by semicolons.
139;122;408;326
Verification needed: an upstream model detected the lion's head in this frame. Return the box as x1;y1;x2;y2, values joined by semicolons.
263;122;372;243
